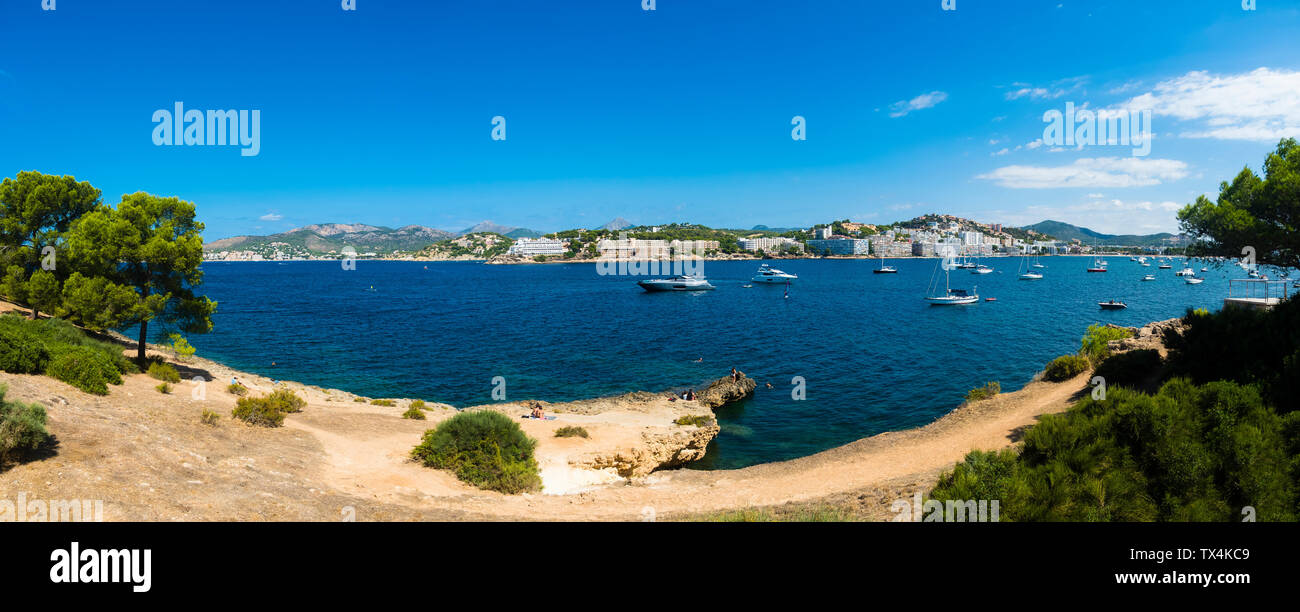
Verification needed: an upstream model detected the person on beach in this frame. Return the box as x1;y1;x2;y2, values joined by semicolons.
530;405;544;419
730;368;740;382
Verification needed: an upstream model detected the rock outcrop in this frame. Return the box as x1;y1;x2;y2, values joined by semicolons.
571;423;720;478
1105;318;1186;356
697;373;757;409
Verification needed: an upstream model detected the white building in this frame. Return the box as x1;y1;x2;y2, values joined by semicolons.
739;237;802;254
507;237;567;256
961;231;984;246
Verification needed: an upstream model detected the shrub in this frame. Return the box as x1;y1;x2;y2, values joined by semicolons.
370;398;396;407
46;346;119;395
0;328;49;374
401;405;426;420
353;397;367;403
1080;323;1134;366
147;362;181;383
166;333;196;362
675;414;715;427
410;411;541;494
231;396;286;427
200;409;220;426
265;388;305;413
409;399;426;411
1043;354;1089;382
554;426;589;438
931;380;1297;521
965;381;1001;402
155;382;172;394
226;383;247;396
0;385;51;467
1093;349;1163;390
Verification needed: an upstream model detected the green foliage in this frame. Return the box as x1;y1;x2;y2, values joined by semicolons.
1094;349;1163;391
1178;138;1300;270
0;385;51;467
231;396;286;427
554;426;589;438
166;333;196;361
0;326;50;374
147;362;181;383
266;388;305;413
674;414;715;427
932;380;1297;521
370;398;396;407
62;191;217;361
353;397;367;403
200;409;220;426
965;381;1001;402
409;399;426;410
46;346;120;395
410;411;541;494
1044;354;1090;382
226;383;247;396
0;172;103;317
155;382;172;394
1166;299;1300;414
1080;324;1134;365
401;405;426;420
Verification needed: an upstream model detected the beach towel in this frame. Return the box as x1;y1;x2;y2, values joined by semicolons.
520;415;557;421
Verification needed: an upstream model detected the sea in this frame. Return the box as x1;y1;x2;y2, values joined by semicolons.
179;256;1265;469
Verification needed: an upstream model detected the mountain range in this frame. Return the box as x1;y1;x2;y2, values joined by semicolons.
1018;220;1184;247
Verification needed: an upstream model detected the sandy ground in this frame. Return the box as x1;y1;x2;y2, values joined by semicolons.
0;301;1092;521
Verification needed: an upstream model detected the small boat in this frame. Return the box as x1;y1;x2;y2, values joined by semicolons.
1176;267;1195;276
1019;271;1043;280
926;259;978;305
1200;267;1208;272
752;263;797;283
1086;266;1108;272
873;256;898;274
1098;300;1128;310
637;275;715;292
1141;274;1156;281
1140;261;1151;267
1185;277;1204;285
1158;262;1172;269
742;284;753;288
984;297;996;302
1086;255;1107;272
971;264;993;274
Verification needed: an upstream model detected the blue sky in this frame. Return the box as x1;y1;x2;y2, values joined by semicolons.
1;0;1297;240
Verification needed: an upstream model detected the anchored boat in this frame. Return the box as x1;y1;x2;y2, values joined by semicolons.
637;275;715;292
751;263;797;283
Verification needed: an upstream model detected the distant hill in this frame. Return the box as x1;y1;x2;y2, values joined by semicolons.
1020;220;1182;247
459;221;541;238
204;223;455;257
601;217;633;231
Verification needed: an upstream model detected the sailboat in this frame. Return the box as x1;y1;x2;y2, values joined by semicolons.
926;255;979;305
1018;254;1043;280
873;254;897;274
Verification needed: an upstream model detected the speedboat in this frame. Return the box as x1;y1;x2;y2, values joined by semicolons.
752;264;797;283
637;276;715;292
1158;262;1172;269
1098;300;1128;310
1086;266;1108;272
1141;274;1156;281
1176;267;1195;276
971;265;993;274
1185;277;1204;285
1019;271;1043;280
926;288;979;305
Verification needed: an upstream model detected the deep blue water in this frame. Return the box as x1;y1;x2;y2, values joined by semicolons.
180;257;1253;469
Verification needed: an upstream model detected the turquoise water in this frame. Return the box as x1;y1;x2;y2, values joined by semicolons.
184;257;1254;469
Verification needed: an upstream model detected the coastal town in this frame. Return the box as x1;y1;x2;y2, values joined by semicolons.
201;214;1191;263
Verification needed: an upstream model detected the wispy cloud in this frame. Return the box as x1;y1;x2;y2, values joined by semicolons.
1003;76;1087;101
259;212;283;221
977;157;1189;188
889;91;948;118
1116;68;1300;141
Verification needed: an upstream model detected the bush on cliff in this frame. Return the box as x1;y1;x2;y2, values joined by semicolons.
46;346;121;395
1043;354;1089;382
1094;349;1163;391
931;380;1299;521
0;328;49;374
410;411;541;494
401;405;426;420
554;426;588;438
231;389;305;427
147;362;181;383
965;381;1001;402
1080;323;1134;366
1165;300;1300;414
0;384;50;468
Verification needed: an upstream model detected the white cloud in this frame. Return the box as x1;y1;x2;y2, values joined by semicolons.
259;212;283;221
1117;68;1300;141
1004;76;1087;101
889;91;948;118
977;157;1189;189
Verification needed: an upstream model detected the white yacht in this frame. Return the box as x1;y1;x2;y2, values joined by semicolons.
1019;270;1044;280
972;264;993;274
1141;274;1156;281
873;255;898;274
926;258;978;305
751;264;797;283
1176;267;1195;276
637;275;715;292
1185;277;1204;285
